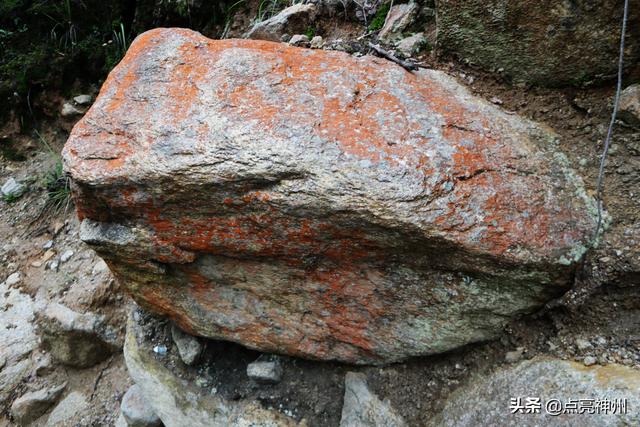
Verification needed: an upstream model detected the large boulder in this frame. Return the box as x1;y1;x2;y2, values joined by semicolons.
435;0;640;86
64;28;597;364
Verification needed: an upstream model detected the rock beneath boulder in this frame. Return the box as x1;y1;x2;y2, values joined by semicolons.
340;372;406;427
1;177;25;199
64;28;597;364
124;313;302;427
435;0;640;86
429;357;640;426
46;391;89;426
247;358;283;384
619;84;640;127
36;302;120;368
379;1;419;43
10;383;66;426
73;94;93;105
245;4;317;42
121;384;162;427
171;323;203;365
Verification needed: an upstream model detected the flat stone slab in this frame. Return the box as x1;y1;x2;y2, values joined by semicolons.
64;28;597;364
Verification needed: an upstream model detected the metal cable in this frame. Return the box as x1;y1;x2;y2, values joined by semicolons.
594;0;630;242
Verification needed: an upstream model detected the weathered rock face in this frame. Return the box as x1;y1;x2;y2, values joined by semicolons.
64;28;597;364
124;313;301;427
429;357;640;426
436;0;640;86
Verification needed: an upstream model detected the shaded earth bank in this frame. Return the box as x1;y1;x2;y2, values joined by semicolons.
1;0;639;426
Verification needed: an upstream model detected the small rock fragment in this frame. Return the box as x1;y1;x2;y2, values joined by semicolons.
36;302;119;368
152;345;167;355
288;34;310;47
46;391;88;426
504;348;524;363
619;83;640;126
395;32;427;57
121;384;162;427
61;102;83;117
10;383;66;426
73;94;92;105
247;358;283;384
43;240;54;249
575;338;592;351
340;372;406;427
583;356;597;366
310;35;323;49
1;177;25;199
41;250;56;263
171;323;203;365
60;250;74;263
5;272;21;286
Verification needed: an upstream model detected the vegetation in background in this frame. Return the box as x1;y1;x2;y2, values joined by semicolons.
368;1;390;32
0;0;230;125
35;129;70;213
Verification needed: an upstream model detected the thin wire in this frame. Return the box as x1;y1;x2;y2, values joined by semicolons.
594;0;629;242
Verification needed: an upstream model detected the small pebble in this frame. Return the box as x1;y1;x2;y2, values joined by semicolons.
5;272;21;286
60;250;74;263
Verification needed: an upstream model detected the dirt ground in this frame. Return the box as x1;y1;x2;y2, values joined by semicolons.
1;20;639;427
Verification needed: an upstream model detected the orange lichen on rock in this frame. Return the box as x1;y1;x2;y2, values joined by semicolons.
64;28;598;364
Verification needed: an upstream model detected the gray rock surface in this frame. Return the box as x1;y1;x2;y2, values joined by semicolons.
247;359;283;384
5;271;21;286
1;177;25;198
379;2;419;42
245;4;317;42
0;279;37;406
619;84;640;127
429;357;640;426
435;0;640;86
395;32;427;57
310;35;323;49
288;34;310;47
36;302;119;368
61;102;83;117
124;313;302;427
10;383;66;426
46;391;89;426
340;372;406;427
170;323;203;365
120;384;162;427
73;94;93;105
